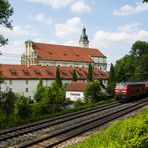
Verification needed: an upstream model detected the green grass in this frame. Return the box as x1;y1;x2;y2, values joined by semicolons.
70;108;148;148
0;98;115;131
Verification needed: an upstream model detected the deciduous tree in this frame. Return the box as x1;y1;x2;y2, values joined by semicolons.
34;79;45;102
84;81;102;103
0;0;13;46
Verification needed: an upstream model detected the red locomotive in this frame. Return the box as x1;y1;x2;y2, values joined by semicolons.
114;81;148;103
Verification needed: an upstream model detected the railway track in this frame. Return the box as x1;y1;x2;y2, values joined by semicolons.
0;98;148;148
0;102;119;146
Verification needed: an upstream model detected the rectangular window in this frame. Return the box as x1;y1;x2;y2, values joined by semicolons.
26;80;28;85
9;80;12;85
26;88;28;92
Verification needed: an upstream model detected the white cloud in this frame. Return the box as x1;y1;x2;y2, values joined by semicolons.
71;1;91;13
0;40;24;64
27;0;74;8
31;13;52;25
91;23;148;64
91;23;148;48
63;40;78;46
55;17;83;38
0;25;38;37
113;2;148;16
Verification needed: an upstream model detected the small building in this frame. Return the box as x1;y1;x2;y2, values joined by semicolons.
65;82;88;101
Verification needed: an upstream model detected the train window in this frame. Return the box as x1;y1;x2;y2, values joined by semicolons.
116;83;126;89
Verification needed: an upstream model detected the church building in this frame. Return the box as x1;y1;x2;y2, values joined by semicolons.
0;27;109;99
21;27;107;70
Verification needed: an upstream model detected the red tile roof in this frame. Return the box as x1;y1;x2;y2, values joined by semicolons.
65;82;88;91
33;42;106;62
0;64;109;80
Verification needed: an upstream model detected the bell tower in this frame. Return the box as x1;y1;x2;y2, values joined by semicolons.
79;26;89;48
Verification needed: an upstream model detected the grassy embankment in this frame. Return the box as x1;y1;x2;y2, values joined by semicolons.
70;108;148;148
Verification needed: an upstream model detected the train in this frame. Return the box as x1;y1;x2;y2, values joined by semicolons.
114;81;148;103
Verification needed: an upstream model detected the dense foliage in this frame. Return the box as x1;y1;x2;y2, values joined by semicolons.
72;69;78;81
87;63;94;82
56;67;62;87
114;41;148;82
72;109;148;148
84;81;103;103
34;79;45;102
107;63;116;95
0;0;13;46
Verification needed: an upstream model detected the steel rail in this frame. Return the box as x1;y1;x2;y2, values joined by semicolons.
18;97;148;148
0;101;119;141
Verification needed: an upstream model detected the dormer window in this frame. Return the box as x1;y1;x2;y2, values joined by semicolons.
100;72;105;76
93;72;99;77
22;69;30;76
46;69;53;76
34;69;41;76
48;52;52;55
76;71;83;77
63;53;67;56
60;70;68;76
9;69;17;76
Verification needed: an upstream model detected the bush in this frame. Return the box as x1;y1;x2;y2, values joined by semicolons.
84;81;102;103
16;95;32;119
74;99;84;107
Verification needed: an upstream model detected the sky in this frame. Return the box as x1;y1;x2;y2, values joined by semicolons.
0;0;148;69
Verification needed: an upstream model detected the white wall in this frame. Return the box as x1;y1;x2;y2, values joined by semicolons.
66;91;84;101
0;79;71;99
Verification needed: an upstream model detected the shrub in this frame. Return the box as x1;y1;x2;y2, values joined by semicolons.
84;81;102;103
16;95;32;119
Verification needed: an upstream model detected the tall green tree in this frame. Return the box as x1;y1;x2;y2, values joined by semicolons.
114;41;148;82
1;91;15;117
87;63;93;82
108;63;115;84
0;0;13;46
107;63;116;95
44;81;65;113
84;81;102;103
72;69;77;81
130;41;148;58
34;79;45;102
56;67;62;87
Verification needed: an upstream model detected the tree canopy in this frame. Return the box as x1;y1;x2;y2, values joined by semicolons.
34;79;45;102
114;41;148;82
84;81;102;103
0;0;13;46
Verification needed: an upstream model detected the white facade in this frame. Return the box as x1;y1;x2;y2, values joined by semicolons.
66;91;84;101
0;79;71;99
